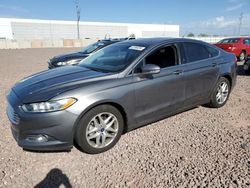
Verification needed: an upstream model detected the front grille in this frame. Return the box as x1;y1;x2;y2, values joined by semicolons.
7;104;20;125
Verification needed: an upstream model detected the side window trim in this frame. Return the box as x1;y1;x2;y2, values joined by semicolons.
127;42;185;76
178;43;188;64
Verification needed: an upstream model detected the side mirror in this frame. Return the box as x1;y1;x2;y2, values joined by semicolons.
141;64;160;75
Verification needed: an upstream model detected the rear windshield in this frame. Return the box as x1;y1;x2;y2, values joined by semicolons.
218;38;240;44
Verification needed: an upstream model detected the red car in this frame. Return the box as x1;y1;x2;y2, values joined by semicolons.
215;37;250;61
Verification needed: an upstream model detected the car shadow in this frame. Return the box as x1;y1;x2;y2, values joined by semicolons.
237;64;247;76
23;149;71;153
237;59;250;76
34;168;72;188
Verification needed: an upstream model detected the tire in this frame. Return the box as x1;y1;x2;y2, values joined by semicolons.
239;51;246;62
75;105;124;154
245;69;250;75
208;77;231;108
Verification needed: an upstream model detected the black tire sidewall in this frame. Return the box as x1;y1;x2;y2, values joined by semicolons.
75;105;124;154
210;77;231;108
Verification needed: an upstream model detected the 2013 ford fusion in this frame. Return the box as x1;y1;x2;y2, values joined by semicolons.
6;38;237;154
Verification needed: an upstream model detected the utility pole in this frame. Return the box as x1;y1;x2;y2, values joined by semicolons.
75;0;81;39
238;12;243;36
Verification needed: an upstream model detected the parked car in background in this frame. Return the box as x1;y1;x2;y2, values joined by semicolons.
48;37;135;69
7;38;237;154
214;37;250;61
243;56;250;74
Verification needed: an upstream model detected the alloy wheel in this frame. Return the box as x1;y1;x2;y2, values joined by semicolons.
216;82;229;105
86;112;119;148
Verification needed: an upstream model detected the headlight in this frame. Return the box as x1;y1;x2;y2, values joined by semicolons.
22;98;77;113
57;59;82;66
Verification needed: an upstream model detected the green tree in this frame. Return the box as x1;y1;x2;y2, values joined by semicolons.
198;33;209;37
187;32;195;37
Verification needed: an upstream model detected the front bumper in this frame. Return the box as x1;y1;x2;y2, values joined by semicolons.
6;90;78;151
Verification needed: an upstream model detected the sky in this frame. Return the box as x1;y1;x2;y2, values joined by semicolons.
0;0;249;36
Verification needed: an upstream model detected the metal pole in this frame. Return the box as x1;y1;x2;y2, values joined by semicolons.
238;13;243;36
75;0;81;39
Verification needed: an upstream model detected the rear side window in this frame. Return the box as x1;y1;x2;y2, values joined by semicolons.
243;39;250;45
205;46;219;57
183;42;210;62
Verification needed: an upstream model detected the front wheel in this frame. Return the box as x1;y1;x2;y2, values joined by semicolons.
208;77;231;108
75;105;124;154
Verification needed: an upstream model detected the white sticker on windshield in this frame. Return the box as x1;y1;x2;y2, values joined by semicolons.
97;42;105;46
129;46;145;51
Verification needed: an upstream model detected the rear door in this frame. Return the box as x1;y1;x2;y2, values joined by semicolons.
180;42;220;106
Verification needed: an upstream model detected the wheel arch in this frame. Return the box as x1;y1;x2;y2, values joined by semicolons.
241;49;246;53
221;74;232;88
72;101;128;141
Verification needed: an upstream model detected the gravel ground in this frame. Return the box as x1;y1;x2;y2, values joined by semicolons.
0;48;249;188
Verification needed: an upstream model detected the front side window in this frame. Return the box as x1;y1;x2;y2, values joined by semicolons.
132;45;178;74
183;42;210;63
79;43;146;73
145;45;178;68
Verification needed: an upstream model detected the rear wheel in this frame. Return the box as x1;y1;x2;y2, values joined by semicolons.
208;77;231;108
244;62;250;75
75;105;124;154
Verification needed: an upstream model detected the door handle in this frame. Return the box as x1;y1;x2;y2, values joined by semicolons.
212;62;217;67
173;70;183;75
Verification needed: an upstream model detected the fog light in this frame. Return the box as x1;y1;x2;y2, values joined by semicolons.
25;135;48;143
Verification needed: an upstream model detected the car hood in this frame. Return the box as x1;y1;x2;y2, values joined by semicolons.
51;52;89;62
12;66;112;103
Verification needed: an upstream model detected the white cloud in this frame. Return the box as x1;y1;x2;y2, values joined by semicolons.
181;14;250;35
216;16;224;22
201;16;237;28
225;3;243;11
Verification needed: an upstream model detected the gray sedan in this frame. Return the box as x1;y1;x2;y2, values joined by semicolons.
6;38;237;154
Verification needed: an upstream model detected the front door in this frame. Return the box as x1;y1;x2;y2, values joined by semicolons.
132;44;185;124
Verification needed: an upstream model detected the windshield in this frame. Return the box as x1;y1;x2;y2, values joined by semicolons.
79;43;146;73
218;38;240;44
80;41;106;54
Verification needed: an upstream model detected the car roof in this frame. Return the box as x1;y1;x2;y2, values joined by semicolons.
221;36;250;40
114;37;208;48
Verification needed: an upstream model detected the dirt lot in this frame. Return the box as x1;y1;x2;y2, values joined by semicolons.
0;48;249;188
